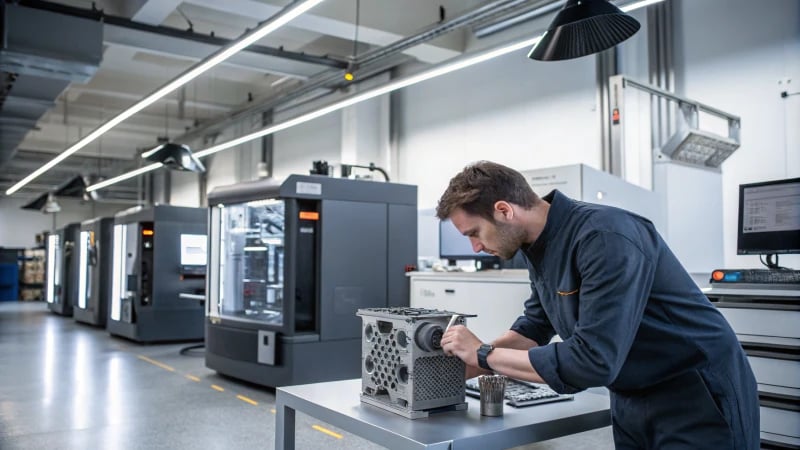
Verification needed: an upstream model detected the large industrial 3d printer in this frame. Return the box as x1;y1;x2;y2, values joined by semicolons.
205;174;417;387
73;217;114;327
108;205;207;342
46;222;80;316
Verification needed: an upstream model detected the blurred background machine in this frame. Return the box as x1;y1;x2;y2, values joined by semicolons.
73;217;114;327
358;307;474;419
108;205;207;342
205;175;417;387
45;222;80;316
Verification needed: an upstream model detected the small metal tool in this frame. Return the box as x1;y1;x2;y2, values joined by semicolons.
445;314;461;333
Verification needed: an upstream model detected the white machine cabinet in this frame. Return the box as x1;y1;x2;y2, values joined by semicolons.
706;287;800;448
408;271;532;343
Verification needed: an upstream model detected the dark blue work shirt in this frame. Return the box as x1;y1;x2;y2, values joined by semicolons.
511;190;744;394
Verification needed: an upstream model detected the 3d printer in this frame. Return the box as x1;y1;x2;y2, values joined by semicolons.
108;205;207;342
46;222;80;316
73;217;113;327
205;174;417;387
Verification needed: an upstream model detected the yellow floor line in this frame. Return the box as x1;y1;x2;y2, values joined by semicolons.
236;394;258;406
312;425;343;439
185;374;201;382
211;384;225;392
137;355;175;372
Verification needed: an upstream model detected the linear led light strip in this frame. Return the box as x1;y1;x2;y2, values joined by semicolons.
620;0;664;12
87;0;663;192
5;0;325;196
87;37;540;191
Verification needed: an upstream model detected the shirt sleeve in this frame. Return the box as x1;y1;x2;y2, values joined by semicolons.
528;230;656;394
510;282;556;347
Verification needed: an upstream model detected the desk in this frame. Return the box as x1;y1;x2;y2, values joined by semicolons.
275;379;611;450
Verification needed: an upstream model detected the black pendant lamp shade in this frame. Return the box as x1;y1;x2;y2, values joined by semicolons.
144;142;206;173
528;0;640;61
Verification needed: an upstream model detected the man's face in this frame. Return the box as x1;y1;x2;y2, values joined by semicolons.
449;207;526;260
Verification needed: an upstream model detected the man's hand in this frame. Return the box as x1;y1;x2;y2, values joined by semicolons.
443;326;548;384
441;325;482;367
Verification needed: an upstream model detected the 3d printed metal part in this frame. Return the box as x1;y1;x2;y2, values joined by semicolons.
357;307;477;419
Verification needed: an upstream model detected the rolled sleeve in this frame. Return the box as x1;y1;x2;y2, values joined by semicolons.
528;344;583;393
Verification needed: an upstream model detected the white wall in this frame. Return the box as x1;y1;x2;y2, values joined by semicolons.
0;197;126;247
397;48;600;208
272;110;341;179
675;0;800;269
169;171;203;207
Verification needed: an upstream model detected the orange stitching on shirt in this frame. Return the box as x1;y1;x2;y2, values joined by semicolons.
556;288;579;296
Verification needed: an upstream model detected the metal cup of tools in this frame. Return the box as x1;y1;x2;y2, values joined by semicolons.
478;374;507;416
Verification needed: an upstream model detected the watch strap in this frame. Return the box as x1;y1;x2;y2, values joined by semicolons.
477;343;494;371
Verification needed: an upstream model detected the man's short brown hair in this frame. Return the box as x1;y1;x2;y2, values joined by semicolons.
436;161;539;221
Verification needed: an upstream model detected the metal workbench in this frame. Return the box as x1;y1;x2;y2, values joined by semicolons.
275;379;611;449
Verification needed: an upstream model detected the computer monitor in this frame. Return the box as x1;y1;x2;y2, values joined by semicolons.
180;233;208;275
737;177;800;256
439;219;500;268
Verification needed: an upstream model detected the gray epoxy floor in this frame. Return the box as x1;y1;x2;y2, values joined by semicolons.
0;302;613;450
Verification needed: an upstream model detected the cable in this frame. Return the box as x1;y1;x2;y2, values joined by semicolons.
759;253;791;270
340;162;390;181
179;343;205;356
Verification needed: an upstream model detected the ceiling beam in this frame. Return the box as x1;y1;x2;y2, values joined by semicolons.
184;0;463;64
64;85;232;113
18;0;345;78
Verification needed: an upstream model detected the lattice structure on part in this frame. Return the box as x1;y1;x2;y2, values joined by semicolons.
357;307;476;419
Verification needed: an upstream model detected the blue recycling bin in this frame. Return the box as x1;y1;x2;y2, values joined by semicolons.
0;263;19;301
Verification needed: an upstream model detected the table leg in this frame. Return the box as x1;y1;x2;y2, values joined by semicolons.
275;402;296;450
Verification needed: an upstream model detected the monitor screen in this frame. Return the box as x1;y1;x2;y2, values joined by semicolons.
439;219;495;261
737;177;800;255
180;234;208;266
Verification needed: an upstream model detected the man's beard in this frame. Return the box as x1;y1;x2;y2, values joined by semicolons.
493;221;527;260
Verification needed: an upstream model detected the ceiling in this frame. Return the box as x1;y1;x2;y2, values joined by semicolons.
0;0;551;202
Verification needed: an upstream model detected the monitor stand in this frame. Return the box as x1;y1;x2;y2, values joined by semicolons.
475;259;500;271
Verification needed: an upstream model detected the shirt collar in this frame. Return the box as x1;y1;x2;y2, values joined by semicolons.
525;189;573;253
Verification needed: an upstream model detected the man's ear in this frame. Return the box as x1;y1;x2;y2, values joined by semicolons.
493;201;514;222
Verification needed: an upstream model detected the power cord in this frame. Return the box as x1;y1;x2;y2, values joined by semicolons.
179;343;205;356
759;254;792;270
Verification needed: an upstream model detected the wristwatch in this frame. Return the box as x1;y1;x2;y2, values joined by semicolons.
476;343;495;371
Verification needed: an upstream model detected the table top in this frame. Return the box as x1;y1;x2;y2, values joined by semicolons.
277;379;611;449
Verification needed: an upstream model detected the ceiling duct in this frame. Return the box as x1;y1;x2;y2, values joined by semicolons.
0;3;102;168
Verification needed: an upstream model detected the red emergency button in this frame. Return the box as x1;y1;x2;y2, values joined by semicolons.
711;270;724;281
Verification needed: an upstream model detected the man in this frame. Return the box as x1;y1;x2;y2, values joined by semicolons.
439;161;758;449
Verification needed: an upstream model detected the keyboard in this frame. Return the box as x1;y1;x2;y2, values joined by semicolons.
465;377;573;407
710;268;800;284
